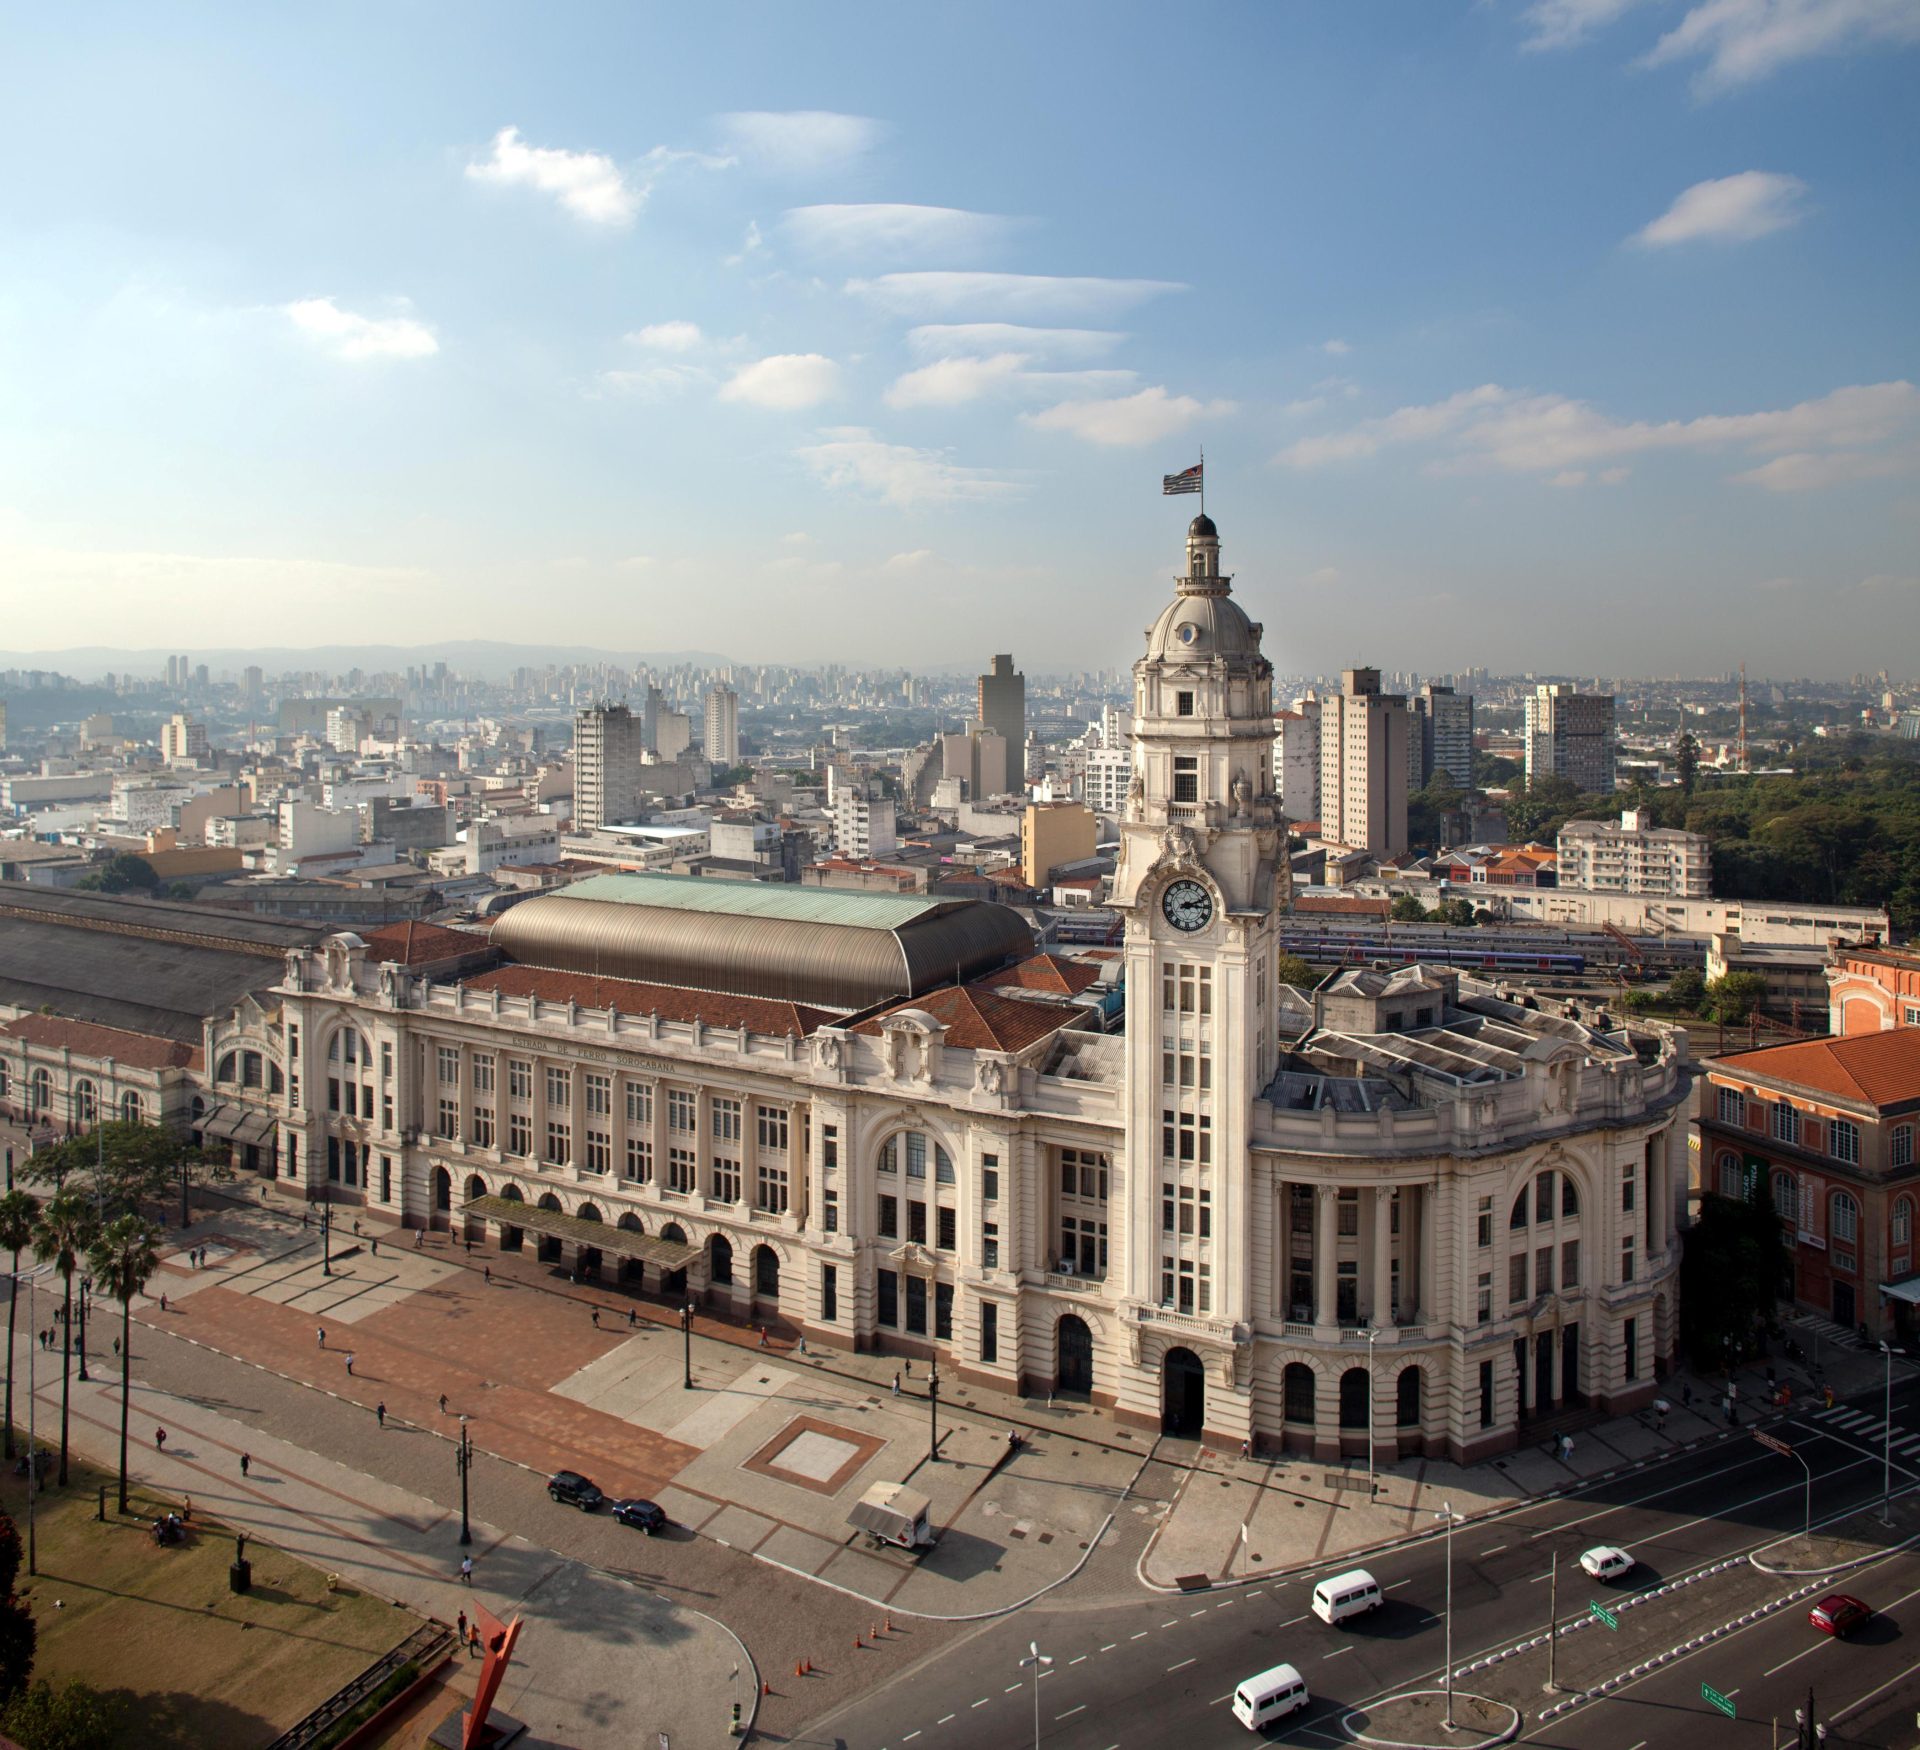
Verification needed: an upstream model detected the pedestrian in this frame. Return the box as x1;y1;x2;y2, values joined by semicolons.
1725;1394;1737;1426
465;1239;473;1256
344;1353;355;1377
457;1609;468;1644
591;1309;600;1329
1240;1436;1251;1460
1683;1382;1694;1408
240;1452;251;1478
460;1555;473;1585
758;1326;768;1349
113;1337;120;1357
797;1334;808;1356
370;1239;378;1256
182;1494;192;1522
414;1230;423;1249
484;1266;491;1285
317;1326;326;1349
468;1624;481;1658
376;1401;386;1428
904;1359;912;1378
1823;1384;1836;1410
159;1293;168;1314
154;1427;166;1452
439;1393;449;1415
353;1219;362;1236
627;1307;636;1328
891;1372;900;1397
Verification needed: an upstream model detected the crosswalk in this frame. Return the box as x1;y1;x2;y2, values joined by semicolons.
1791;1313;1870;1353
1813;1403;1920;1461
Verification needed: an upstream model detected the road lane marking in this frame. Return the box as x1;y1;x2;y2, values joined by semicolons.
902;1735;919;1744
1099;1643;1116;1652
937;1715;954;1725
1282;1613;1309;1626
1211;1692;1234;1705
1056;1705;1086;1720
1005;1684;1022;1692
1168;1657;1196;1671
1161;1618;1179;1627
1322;1645;1354;1659
1766;1641;1826;1677
1190;1607;1209;1617
972;1699;989;1708
1070;1655;1087;1665
1481;1544;1507;1555
1131;1631;1149;1640
1831;1649;1920;1725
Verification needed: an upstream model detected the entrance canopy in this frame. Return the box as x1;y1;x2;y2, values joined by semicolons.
1881;1277;1920;1306
199;1102;277;1145
462;1194;700;1272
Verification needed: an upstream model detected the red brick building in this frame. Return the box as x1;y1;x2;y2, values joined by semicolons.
1828;944;1920;1036
1695;1030;1920;1340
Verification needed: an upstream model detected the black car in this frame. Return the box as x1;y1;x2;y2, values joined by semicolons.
548;1469;605;1511
610;1498;668;1534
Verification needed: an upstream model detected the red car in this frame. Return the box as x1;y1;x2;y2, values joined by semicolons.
1809;1594;1872;1637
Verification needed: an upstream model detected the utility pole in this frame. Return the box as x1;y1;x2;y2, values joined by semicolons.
1545;1549;1559;1692
928;1364;941;1462
321;1197;332;1278
681;1300;694;1390
456;1416;473;1546
1018;1641;1052;1749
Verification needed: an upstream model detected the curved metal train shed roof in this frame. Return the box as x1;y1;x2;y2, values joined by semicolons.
490;872;1034;1011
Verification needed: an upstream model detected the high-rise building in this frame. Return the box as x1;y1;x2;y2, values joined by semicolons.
939;727;1010;801
977;654;1025;755
242;666;265;701
1021;801;1098;888
1413;684;1475;789
640;685;664;755
160;714;209;765
655;710;693;765
1082;745;1134;819
1525;684;1616;794
574;703;643;831
833;788;897;860
704;685;740;768
1317;668;1410;856
1274;705;1319;825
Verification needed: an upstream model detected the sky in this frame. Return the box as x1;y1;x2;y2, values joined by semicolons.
2;1;1916;678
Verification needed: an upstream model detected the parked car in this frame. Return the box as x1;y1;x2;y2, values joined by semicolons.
1809;1594;1872;1637
611;1498;667;1533
1580;1546;1635;1583
548;1470;605;1511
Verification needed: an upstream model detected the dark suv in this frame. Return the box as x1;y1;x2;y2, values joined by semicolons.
548;1470;605;1511
611;1497;668;1533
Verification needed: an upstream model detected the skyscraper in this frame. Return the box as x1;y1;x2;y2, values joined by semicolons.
705;685;740;768
977;654;1025;755
574;703;643;830
1524;684;1616;794
1318;668;1410;856
1412;684;1474;789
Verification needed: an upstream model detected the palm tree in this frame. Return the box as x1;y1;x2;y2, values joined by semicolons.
0;1191;40;1461
32;1191;98;1488
87;1214;159;1513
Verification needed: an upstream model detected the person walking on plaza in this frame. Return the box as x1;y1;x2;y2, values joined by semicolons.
627;1306;636;1328
344;1352;355;1378
153;1427;167;1453
376;1401;386;1428
483;1265;491;1284
591;1309;600;1329
316;1326;325;1349
460;1555;473;1585
457;1609;467;1646
240;1452;251;1478
439;1393;449;1415
892;1372;900;1396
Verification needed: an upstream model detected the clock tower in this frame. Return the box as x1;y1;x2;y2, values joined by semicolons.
1108;514;1288;1443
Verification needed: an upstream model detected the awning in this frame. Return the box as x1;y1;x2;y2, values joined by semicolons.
1881;1278;1920;1306
197;1104;247;1141
462;1194;701;1271
234;1110;278;1145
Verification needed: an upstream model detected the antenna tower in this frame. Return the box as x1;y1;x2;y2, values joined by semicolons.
1737;663;1750;774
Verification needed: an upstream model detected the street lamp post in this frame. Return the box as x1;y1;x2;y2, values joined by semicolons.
1436;1500;1462;1730
1881;1341;1894;1525
320;1196;332;1278
681;1301;694;1390
928;1364;941;1462
1018;1640;1052;1749
1365;1326;1379;1499
456;1415;472;1546
75;1277;90;1384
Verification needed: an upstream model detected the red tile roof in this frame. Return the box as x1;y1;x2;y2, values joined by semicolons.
0;1014;199;1070
852;982;1080;1052
1294;895;1391;919
1715;1028;1920;1110
464;965;833;1039
996;953;1102;997
361;920;487;967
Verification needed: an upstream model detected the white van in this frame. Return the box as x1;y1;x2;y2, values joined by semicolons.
1311;1567;1384;1625
1231;1662;1310;1730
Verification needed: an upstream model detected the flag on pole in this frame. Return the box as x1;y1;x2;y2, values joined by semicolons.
1162;462;1203;496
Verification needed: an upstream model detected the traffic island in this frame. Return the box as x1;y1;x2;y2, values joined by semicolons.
1340;1689;1519;1748
1750;1487;1920;1575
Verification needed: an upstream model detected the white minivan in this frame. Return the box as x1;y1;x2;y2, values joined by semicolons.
1311;1567;1384;1625
1231;1662;1310;1730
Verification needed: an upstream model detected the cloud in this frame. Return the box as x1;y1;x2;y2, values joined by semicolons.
629;320;703;352
1518;0;1653;50
1321;338;1353;356
466;126;640;225
779;204;1017;261
1024;386;1235;448
1643;0;1920;94
883;353;1136;410
1275;379;1920;488
1731;446;1920;489
719;110;883;175
718;353;842;410
1550;469;1589;486
883;548;936;570
795;427;1023;507
283;297;437;361
1633;171;1809;244
595;364;710;401
905;323;1126;362
725;220;765;267
847;272;1184;320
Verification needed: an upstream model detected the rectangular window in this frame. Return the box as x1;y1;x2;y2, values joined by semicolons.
624;1137;652;1183
756;1160;789;1214
585;1131;610;1173
1620;1237;1636;1284
507;1113;531;1156
823;1188;839;1233
983;1222;999;1270
668;1089;696;1132
472;1053;495;1095
878;1194;899;1239
982;1159;999;1201
823;1123;839;1170
711;1158;741;1202
1480;1359;1495;1429
380;1156;392;1202
471;1109;495;1150
625;1081;653;1125
544;1120;570;1165
1717;1086;1744;1125
1831;1120;1860;1165
1622;1167;1637;1212
1561;1239;1580;1290
1173;755;1198;802
1535;1246;1554;1297
377;1040;389;1076
1624;1316;1638;1382
328;1078;341;1113
905;1274;927;1335
1477;1272;1492;1324
585;1073;611;1117
1176;690;1194;717
908;1201;928;1245
757;1105;788;1151
981;1299;998;1364
436;1097;458;1140
906;1133;927;1179
509;1060;532;1101
1161;1256;1176;1306
545;1066;570;1110
1509;1252;1529;1304
877;1269;898;1327
712;1098;742;1144
821;1263;838;1323
937;1206;957;1251
1771;1102;1799;1145
1895;1126;1915;1170
667;1147;695;1193
437;1046;459;1085
1477;1198;1493;1249
1162;1185;1176;1233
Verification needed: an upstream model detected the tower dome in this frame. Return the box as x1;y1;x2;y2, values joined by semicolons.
1188;513;1217;539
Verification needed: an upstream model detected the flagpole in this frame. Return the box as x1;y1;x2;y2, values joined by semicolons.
1199;446;1205;517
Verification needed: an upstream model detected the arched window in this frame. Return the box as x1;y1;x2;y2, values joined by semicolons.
877;1129;953;1182
1717;1152;1743;1198
1396;1366;1422;1428
1772;1171;1798;1228
1339;1367;1371;1429
29;1069;51;1114
216;1052;238;1083
1832;1192;1859;1247
119;1090;143;1124
1510;1191;1529;1230
0;1062;9;1100
1892;1196;1913;1251
241;1051;264;1088
1283;1363;1315;1425
327;1028;370;1067
1560;1176;1579;1218
72;1081;96;1126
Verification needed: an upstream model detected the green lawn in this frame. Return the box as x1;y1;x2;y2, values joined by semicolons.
1;1443;420;1748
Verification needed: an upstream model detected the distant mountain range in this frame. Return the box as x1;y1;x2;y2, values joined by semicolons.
0;639;740;683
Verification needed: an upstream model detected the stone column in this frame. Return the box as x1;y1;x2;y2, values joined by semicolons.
1315;1185;1338;1327
1372;1189;1395;1326
1418;1181;1439;1324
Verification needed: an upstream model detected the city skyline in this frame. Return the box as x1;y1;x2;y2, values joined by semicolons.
3;4;1916;672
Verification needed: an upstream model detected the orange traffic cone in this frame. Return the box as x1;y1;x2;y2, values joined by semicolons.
853;1634;863;1651
885;1615;894;1634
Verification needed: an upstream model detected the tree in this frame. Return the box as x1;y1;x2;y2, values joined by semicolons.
0;1679;119;1750
1665;968;1706;1013
1272;953;1316;989
86;1216;159;1514
31;1193;98;1488
72;854;158;895
1502;774;1584;842
162;882;195;901
1389;895;1426;923
1704;971;1769;1025
0;1193;40;1462
0;1515;35;1709
1675;729;1700;796
1680;1181;1788;1370
23;1122;223;1225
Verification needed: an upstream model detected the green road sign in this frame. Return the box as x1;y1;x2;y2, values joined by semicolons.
1702;1684;1735;1719
1588;1601;1618;1630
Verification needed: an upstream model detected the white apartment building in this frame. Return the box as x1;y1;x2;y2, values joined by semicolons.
1274;705;1318;824
574;704;643;832
1556;810;1711;897
161;714;209;766
1082;745;1134;820
1317;669;1409;856
704;686;740;768
833;790;897;860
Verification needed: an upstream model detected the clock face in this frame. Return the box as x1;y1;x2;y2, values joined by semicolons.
1162;879;1214;933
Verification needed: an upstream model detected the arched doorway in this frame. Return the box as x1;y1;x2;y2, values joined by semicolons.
660;1223;688;1296
618;1213;646;1285
1396;1366;1422;1428
1339;1367;1370;1429
463;1175;487;1242
499;1184;524;1252
753;1244;780;1299
709;1235;734;1287
536;1193;564;1263
1162;1348;1205;1436
577;1203;603;1279
431;1167;453;1232
1056;1315;1093;1397
1284;1362;1316;1428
